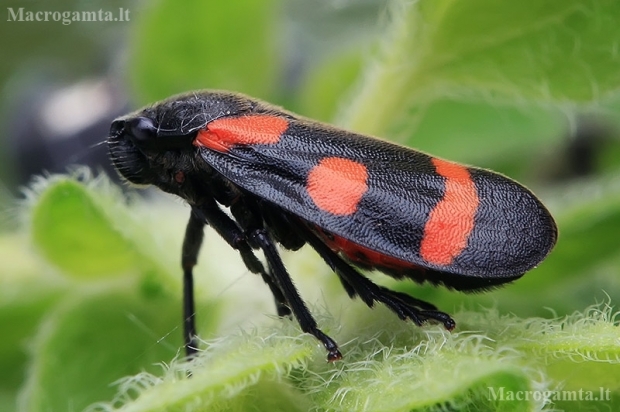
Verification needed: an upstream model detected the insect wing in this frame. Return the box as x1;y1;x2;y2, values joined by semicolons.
194;114;557;278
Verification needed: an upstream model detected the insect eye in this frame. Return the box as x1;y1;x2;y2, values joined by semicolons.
127;117;157;143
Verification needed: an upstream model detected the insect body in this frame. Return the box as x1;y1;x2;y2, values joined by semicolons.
108;91;557;361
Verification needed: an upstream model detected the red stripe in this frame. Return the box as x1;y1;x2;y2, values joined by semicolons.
194;115;288;152
420;158;479;266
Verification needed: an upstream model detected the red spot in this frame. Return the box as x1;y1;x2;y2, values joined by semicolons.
420;158;479;266
194;115;289;152
307;157;368;215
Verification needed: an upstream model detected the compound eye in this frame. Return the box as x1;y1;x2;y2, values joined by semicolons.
127;117;157;143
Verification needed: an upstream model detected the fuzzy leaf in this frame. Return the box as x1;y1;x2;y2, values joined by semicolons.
342;0;620;137
18;288;188;412
91;324;315;412
31;179;139;278
28;173;183;295
0;234;66;412
88;304;620;411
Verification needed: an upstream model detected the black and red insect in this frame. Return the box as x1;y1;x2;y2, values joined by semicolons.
108;91;557;361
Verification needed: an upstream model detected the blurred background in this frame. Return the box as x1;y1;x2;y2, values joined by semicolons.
3;0;618;200
0;0;391;200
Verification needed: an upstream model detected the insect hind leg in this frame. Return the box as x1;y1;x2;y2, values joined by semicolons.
301;228;456;331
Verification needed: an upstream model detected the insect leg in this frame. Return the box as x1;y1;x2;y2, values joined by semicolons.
301;228;456;330
249;228;342;362
193;203;291;317
181;209;205;358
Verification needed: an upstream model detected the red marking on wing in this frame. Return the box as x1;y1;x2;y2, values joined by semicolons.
323;233;418;271
194;115;289;152
307;157;368;216
310;228;432;283
420;158;479;266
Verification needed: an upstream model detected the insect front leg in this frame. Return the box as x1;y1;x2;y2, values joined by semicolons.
181;209;205;358
181;202;292;358
193;202;291;317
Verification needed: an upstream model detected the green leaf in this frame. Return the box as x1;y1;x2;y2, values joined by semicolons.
341;0;620;137
299;338;534;411
129;0;282;105
19;174;224;412
28;173;183;294
0;234;66;412
298;52;365;122
31;178;139;278
18;287;188;412
398;99;564;166
537;177;620;280
94;322;315;411
90;304;620;411
460;306;620;411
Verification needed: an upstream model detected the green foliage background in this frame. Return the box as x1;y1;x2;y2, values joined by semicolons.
2;0;620;411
